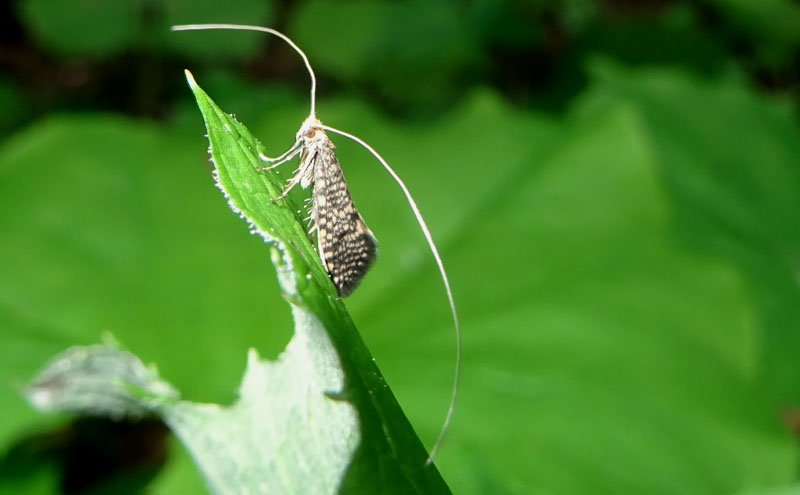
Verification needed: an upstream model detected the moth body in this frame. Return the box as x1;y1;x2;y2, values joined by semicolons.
290;119;378;297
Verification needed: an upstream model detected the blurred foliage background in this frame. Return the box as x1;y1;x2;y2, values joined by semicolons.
1;0;800;493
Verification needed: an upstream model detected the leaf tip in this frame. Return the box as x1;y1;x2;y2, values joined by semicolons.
184;69;197;88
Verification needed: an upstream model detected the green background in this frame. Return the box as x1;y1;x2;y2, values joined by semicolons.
2;0;800;493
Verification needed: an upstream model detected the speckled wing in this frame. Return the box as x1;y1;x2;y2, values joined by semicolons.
311;142;378;297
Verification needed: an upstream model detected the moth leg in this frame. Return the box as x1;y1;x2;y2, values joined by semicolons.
271;175;302;201
258;148;303;172
257;147;302;172
271;159;313;202
258;139;302;164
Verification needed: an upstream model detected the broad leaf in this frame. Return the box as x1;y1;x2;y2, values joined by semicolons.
21;72;451;495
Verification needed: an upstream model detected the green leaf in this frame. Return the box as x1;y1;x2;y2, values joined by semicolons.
705;0;800;65
737;486;800;495
290;0;482;114
181;70;326;295
183;71;451;492
20;72;451;495
20;0;140;56
26;314;358;495
20;0;275;57
27;343;178;419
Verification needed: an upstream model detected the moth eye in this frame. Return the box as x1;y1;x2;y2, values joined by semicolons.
305;128;316;139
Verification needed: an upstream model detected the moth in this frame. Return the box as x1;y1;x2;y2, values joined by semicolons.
267;117;378;297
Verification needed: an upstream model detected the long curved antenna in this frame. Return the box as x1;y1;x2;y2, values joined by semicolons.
173;23;460;464
171;24;317;118
321;124;461;465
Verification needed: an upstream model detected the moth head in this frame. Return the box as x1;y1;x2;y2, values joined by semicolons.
296;116;325;143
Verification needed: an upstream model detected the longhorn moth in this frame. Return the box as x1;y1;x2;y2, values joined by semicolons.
172;23;461;463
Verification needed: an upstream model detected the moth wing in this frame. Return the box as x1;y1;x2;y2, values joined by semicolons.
312;146;378;297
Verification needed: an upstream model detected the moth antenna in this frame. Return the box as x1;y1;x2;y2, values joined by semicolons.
321;124;461;465
171;24;317;118
173;23;460;464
